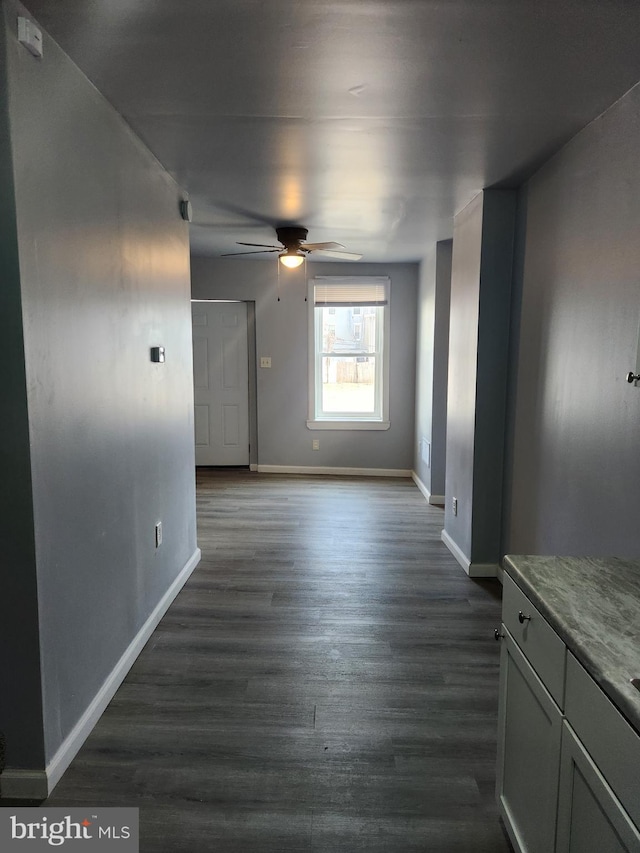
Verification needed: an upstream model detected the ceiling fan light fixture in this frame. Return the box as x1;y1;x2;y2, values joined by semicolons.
279;250;305;269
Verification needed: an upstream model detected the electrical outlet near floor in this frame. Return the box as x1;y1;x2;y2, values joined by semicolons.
312;439;320;451
452;497;458;517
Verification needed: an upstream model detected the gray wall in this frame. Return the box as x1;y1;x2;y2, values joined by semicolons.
504;80;640;557
1;0;197;771
190;258;418;471
444;194;483;560
0;8;45;771
432;243;453;497
444;190;515;568
414;240;451;498
471;191;516;562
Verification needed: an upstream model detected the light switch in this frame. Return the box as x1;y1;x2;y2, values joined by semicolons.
18;17;43;58
260;357;272;368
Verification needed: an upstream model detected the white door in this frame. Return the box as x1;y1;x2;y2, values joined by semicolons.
192;301;250;466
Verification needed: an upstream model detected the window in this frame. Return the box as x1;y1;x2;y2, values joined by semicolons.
307;276;390;430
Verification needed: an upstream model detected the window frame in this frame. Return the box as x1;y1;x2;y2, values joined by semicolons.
307;276;391;431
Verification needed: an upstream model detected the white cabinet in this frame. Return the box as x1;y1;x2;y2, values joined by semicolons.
497;574;640;853
496;631;563;853
500;572;565;706
556;723;640;853
496;574;565;853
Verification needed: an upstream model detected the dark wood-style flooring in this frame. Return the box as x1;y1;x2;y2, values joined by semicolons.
44;470;512;851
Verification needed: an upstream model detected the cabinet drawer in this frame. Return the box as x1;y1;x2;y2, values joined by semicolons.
502;573;566;707
565;652;640;830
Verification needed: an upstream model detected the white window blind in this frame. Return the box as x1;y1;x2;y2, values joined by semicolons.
313;277;389;307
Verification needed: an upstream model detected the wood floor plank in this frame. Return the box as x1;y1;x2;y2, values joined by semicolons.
36;469;511;851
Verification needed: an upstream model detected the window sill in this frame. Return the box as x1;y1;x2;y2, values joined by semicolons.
306;420;390;431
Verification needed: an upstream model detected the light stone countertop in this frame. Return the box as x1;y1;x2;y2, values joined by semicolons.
503;555;640;734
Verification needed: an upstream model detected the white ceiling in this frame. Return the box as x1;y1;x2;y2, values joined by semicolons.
22;0;640;262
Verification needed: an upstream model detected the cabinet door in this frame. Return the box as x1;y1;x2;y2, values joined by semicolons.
496;630;563;853
556;722;640;853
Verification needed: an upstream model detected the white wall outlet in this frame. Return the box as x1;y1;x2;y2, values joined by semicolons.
421;438;431;467
312;439;320;450
260;357;272;368
155;521;162;548
452;497;458;517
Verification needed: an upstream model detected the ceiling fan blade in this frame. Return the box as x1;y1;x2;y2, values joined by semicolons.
236;242;282;249
221;249;281;257
302;241;346;251
190;220;268;230
213;202;279;227
310;249;363;260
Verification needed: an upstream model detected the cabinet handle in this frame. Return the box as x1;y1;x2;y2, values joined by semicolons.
494;628;505;641
518;610;531;624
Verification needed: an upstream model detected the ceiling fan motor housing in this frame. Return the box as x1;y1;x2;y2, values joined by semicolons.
276;225;308;250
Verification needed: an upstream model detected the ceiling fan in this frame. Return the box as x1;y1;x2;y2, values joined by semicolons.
222;225;363;268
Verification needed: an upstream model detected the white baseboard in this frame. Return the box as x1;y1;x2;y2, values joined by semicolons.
440;530;498;577
257;465;412;477
0;547;201;801
441;529;471;572
411;472;445;505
